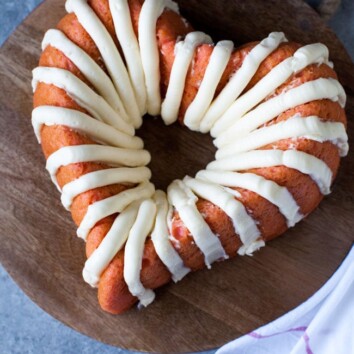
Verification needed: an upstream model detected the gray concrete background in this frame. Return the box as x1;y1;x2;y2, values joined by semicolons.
0;1;353;354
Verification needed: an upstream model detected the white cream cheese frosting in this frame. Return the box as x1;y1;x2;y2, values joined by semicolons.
184;40;233;131
211;43;335;137
65;0;141;127
151;190;191;282
83;200;141;288
161;31;213;124
109;0;147;116
41;29;129;121
124;199;157;307
200;32;288;133
196;170;303;227
32;106;143;149
138;0;166;116
167;180;228;268
32;67;134;135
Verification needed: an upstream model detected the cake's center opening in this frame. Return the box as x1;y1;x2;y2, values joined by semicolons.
136;116;216;190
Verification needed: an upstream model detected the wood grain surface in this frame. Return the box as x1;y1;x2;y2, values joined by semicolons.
0;0;353;352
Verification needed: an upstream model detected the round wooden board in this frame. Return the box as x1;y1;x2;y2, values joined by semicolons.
0;0;353;352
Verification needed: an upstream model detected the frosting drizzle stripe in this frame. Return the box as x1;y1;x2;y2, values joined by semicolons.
208;150;333;195
216;116;348;159
61;167;151;210
32;106;143;149
151;190;191;282
124;199;157;307
109;0;147;116
138;0;165;116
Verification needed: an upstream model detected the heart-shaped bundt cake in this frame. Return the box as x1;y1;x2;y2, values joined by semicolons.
32;0;348;314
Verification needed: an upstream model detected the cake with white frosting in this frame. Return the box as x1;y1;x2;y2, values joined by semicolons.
32;0;348;314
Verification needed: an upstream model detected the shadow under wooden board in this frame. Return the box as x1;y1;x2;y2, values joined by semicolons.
0;0;353;352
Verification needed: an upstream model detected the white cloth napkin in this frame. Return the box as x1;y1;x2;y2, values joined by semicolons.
216;245;354;354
